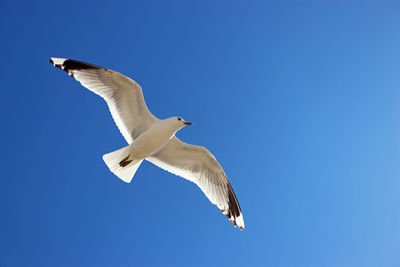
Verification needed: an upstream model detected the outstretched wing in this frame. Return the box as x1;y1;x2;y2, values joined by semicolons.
50;58;158;143
146;137;245;230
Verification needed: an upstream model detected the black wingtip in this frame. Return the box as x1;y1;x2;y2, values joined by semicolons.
62;59;103;72
222;183;244;230
49;58;104;74
227;183;241;219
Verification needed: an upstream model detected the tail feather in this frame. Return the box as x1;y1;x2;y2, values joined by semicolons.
102;145;143;183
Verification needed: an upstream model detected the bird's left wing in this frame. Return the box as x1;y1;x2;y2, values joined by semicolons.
146;137;245;230
49;58;158;143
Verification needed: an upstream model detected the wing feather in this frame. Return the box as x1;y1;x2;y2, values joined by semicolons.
50;58;158;143
146;137;244;230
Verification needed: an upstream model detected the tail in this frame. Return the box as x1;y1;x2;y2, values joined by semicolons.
102;145;143;183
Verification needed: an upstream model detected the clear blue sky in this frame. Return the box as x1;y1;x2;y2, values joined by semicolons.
1;1;400;266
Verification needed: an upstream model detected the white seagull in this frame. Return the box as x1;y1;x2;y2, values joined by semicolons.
49;58;244;230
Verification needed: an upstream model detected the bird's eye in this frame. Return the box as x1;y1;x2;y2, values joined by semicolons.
178;118;181;121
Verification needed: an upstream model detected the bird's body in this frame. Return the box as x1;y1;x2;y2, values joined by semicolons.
50;57;245;230
127;118;186;159
102;117;191;183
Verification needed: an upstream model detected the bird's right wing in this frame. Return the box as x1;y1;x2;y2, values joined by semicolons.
146;137;244;230
50;58;158;143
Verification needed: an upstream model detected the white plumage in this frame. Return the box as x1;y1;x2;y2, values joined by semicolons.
50;57;244;230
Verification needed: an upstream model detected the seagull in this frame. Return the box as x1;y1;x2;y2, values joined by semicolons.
49;57;245;230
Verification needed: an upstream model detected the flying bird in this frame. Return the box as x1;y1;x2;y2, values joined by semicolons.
49;58;245;230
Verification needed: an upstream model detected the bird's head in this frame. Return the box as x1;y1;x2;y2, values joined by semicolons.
167;116;192;130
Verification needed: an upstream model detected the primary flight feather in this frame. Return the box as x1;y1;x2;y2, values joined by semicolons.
49;57;244;230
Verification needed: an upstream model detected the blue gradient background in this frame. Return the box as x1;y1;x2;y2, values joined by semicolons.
1;1;400;266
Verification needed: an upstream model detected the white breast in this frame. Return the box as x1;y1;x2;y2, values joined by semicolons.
131;120;177;158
